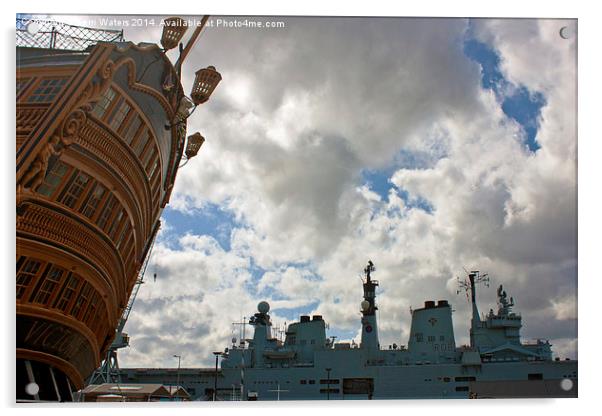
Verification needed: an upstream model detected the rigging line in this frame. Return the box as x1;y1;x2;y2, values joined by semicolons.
178;19;210;78
136;55;163;84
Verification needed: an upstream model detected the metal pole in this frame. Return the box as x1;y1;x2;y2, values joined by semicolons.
213;352;220;401
229;318;248;400
50;26;56;49
175;15;210;76
173;355;181;401
326;368;331;400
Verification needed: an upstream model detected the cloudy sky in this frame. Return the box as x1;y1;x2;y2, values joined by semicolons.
49;15;578;368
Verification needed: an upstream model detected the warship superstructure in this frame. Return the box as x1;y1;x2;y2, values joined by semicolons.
121;261;577;400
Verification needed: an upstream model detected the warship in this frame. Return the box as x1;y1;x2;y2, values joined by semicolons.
121;261;577;400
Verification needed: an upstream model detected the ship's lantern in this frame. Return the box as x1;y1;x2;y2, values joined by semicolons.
190;66;222;105
161;17;187;51
185;132;205;159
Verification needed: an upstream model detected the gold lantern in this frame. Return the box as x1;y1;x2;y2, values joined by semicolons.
190;66;222;105
185;132;205;159
161;17;187;51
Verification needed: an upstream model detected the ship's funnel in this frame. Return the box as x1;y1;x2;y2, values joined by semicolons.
408;300;456;361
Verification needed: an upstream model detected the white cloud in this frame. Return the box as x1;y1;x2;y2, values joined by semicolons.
118;17;577;367
551;295;577;321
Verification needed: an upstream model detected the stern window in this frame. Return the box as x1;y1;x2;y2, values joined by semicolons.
26;78;68;103
91;87;117;119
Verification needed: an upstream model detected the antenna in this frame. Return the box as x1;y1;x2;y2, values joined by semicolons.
364;260;375;281
276;322;286;343
457;275;470;301
232;317;247;347
474;271;490;287
456;269;490;302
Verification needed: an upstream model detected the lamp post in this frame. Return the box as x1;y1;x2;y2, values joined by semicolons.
326;367;332;400
160;16;222;167
165;64;222;129
212;352;221;401
173;354;181;401
160;17;188;51
179;132;205;168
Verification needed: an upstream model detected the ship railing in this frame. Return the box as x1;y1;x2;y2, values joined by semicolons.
490;314;521;320
292;362;314;368
522;339;549;345
16;17;124;51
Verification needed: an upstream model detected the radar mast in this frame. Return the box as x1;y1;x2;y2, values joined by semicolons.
360;260;380;351
457;270;489;348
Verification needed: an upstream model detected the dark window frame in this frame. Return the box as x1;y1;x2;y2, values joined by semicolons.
107;98;131;132
91;87;117;121
123;115;143;146
36;160;72;199
59;170;92;210
80;182;108;220
71;281;94;320
25;77;69;103
31;264;67;306
97;194;118;231
53;273;82;314
16;258;43;300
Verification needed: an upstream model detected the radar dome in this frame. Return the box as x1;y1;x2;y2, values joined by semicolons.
258;301;270;314
361;300;370;311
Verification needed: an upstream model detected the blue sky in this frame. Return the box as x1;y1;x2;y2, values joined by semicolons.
463;32;545;153
161;202;238;251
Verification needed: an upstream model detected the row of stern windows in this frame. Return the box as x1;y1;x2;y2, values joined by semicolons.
16;255;109;343
17;77;69;103
90;86;162;180
18;77;162;194
36;160;137;269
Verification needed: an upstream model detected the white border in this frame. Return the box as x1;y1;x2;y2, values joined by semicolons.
3;1;599;415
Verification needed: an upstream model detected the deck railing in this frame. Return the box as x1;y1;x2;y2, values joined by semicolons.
16;18;124;51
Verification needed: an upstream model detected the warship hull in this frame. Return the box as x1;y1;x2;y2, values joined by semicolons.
121;358;577;400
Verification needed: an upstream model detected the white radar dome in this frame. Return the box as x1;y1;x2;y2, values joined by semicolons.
258;301;270;314
361;300;370;311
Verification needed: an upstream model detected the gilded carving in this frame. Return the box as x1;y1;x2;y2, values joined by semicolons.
18;135;61;191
